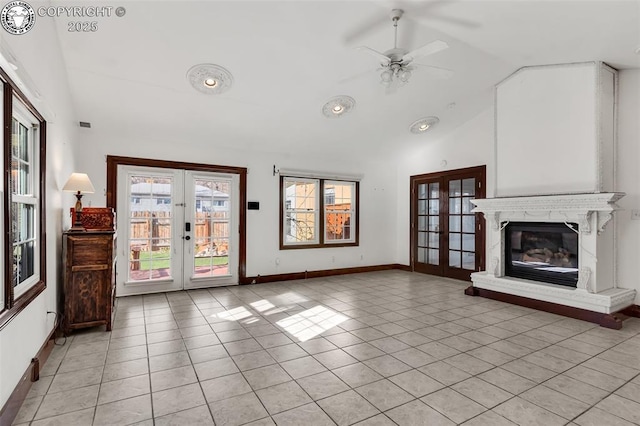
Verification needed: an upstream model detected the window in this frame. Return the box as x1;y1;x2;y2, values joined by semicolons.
1;69;47;329
324;181;355;243
280;176;358;249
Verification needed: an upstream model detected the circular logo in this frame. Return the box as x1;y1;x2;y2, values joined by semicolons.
1;1;35;35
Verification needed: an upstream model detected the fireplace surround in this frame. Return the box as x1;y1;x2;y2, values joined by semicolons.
469;193;636;327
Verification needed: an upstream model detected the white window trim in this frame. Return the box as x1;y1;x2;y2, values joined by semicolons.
11;104;40;297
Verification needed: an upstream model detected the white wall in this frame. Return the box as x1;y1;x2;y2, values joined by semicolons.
616;69;640;303
75;132;398;279
495;64;600;196
394;107;495;265
0;21;78;408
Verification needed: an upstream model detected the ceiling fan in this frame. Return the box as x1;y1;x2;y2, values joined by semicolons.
354;9;452;91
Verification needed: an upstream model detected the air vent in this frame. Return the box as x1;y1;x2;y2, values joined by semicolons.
79;122;91;128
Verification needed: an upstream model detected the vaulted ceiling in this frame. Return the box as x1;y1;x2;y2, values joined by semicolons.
54;0;640;159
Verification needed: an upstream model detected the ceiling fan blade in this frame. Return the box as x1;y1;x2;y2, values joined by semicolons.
337;68;379;85
356;46;391;65
415;11;480;29
344;13;389;44
402;40;449;63
412;63;454;79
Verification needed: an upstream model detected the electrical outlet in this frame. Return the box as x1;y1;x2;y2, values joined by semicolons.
275;258;280;265
632;209;640;220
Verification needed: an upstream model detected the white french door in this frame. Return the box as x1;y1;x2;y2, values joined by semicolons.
116;165;239;296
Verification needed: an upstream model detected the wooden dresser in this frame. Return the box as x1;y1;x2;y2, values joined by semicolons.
62;208;116;334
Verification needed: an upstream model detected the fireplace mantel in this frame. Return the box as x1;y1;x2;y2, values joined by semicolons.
471;192;625;235
469;192;636;318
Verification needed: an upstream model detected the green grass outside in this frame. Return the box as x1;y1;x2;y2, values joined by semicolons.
135;250;228;270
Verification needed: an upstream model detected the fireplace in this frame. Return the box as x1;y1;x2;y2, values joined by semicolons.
469;193;635;319
505;222;578;287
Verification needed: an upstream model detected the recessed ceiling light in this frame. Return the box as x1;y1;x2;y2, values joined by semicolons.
322;96;355;118
409;116;439;134
187;64;233;95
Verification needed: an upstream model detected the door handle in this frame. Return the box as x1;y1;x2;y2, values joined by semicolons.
184;235;191;241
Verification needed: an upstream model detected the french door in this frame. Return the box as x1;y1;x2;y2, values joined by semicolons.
411;166;486;281
116;165;240;296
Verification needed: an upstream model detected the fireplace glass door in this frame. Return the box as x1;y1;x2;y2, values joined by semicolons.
505;222;579;287
411;166;485;281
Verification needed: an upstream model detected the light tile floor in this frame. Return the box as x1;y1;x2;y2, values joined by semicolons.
13;270;640;425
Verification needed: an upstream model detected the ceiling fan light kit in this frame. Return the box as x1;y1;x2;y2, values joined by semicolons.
410;116;439;134
355;9;452;90
187;64;233;94
322;95;355;118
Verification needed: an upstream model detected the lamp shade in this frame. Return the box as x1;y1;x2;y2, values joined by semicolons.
63;173;95;193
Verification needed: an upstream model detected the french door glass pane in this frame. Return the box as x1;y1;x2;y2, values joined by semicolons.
418;184;427;198
428;216;439;232
428;200;439;214
418;248;426;263
428;249;439;265
418;200;427;214
429;183;439;198
462;178;475;196
462;215;475;233
463;252;475;270
449;233;461;250
428;232;439;248
449;198;461;214
449;216;461;232
418;216;427;231
418;231;426;247
462;197;473;213
193;178;230;278
449;180;461;196
449;251;461;268
128;175;173;281
462;234;475;251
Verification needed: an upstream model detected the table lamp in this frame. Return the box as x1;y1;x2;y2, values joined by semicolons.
63;172;95;231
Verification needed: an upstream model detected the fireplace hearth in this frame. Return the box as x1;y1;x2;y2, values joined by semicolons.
505;222;579;287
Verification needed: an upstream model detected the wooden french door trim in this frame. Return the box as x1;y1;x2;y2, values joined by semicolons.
106;156;248;284
410;165;486;281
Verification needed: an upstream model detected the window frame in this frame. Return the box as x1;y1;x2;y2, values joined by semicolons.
323;180;356;245
11;108;41;297
279;176;359;249
0;67;47;331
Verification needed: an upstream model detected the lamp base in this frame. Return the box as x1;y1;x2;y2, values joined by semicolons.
69;193;87;232
67;225;87;232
